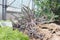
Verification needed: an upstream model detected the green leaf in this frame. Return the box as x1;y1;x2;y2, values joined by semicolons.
0;27;29;40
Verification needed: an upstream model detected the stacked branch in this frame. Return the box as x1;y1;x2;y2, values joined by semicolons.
10;5;60;40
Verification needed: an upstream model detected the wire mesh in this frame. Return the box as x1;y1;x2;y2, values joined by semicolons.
0;0;34;20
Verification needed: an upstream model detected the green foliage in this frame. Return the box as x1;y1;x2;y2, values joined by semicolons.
48;0;60;20
33;0;60;21
0;27;29;40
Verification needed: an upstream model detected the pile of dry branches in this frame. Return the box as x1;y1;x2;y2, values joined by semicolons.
10;5;60;40
26;23;60;40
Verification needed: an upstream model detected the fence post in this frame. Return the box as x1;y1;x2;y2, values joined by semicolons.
2;0;7;20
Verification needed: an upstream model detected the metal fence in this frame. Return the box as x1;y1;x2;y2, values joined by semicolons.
0;0;34;20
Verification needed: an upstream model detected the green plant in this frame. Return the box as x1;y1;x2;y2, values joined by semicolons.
48;0;60;20
33;0;59;21
0;27;29;40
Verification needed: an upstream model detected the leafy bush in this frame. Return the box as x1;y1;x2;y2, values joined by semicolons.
33;0;59;21
0;27;29;40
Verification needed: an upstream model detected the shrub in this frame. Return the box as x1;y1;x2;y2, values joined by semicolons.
0;27;29;40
